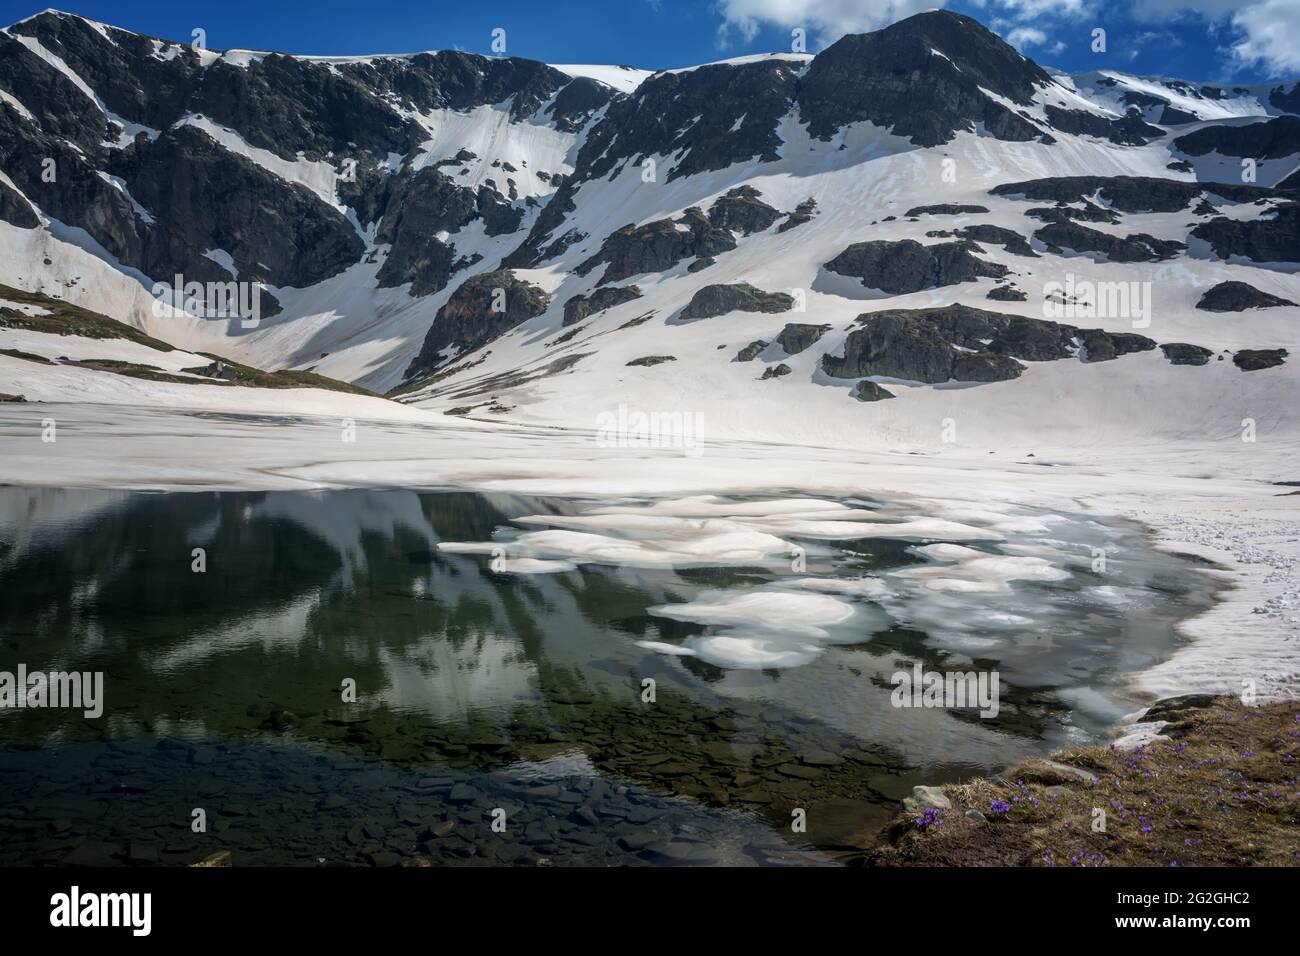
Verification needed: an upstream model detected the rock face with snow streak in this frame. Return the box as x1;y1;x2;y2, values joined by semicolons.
0;10;589;300
406;270;550;380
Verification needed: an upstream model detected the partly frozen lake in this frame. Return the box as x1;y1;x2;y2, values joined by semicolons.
0;486;1214;865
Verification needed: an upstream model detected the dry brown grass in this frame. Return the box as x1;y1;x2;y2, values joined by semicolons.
866;696;1300;867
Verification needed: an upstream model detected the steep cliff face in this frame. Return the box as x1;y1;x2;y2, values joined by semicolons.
0;9;592;304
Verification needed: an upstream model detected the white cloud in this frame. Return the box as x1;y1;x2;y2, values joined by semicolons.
1226;0;1300;75
1131;0;1300;77
715;0;949;45
1006;26;1067;56
998;0;1091;17
1006;26;1047;47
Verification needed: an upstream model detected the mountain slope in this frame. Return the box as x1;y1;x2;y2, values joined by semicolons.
0;8;1296;453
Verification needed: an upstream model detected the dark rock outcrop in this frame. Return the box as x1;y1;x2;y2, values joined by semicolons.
407;270;550;379
1161;343;1213;366
374;168;520;296
563;285;643;326
1192;204;1300;264
824;239;1008;294
116;125;365;287
822;304;1162;385
823;308;1027;383
1025;200;1119;225
1033;221;1185;262
1158;106;1200;126
987;284;1028;302
799;11;1051;147
0;180;39;228
1076;329;1158;362
851;380;895;402
576;207;737;285
708;186;781;235
1270;82;1300;114
776;323;832;355
761;363;792;380
734;340;769;362
992;176;1281;213
905;204;990;217
1043;106;1163;145
627;355;676;367
927;224;1037;256
1196;280;1297;312
339;52;574;125
1233;349;1288;371
678;284;795;320
572;59;799;185
193;56;423;163
545;76;615;133
778;199;818;233
1173;116;1300;160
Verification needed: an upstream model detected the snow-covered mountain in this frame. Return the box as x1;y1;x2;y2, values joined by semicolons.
2;8;1296;451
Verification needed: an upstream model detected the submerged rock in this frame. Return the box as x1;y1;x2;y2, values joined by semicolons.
902;786;952;812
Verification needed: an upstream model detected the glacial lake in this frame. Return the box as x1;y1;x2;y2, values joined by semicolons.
0;486;1213;866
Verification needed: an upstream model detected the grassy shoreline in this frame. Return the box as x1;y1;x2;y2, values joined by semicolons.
863;696;1300;866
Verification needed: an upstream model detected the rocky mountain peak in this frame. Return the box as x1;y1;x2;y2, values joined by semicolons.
799;10;1053;146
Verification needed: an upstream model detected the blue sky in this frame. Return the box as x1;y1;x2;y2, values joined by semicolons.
1;1;1296;84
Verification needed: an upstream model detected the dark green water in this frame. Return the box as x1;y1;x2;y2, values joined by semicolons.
0;487;1212;866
